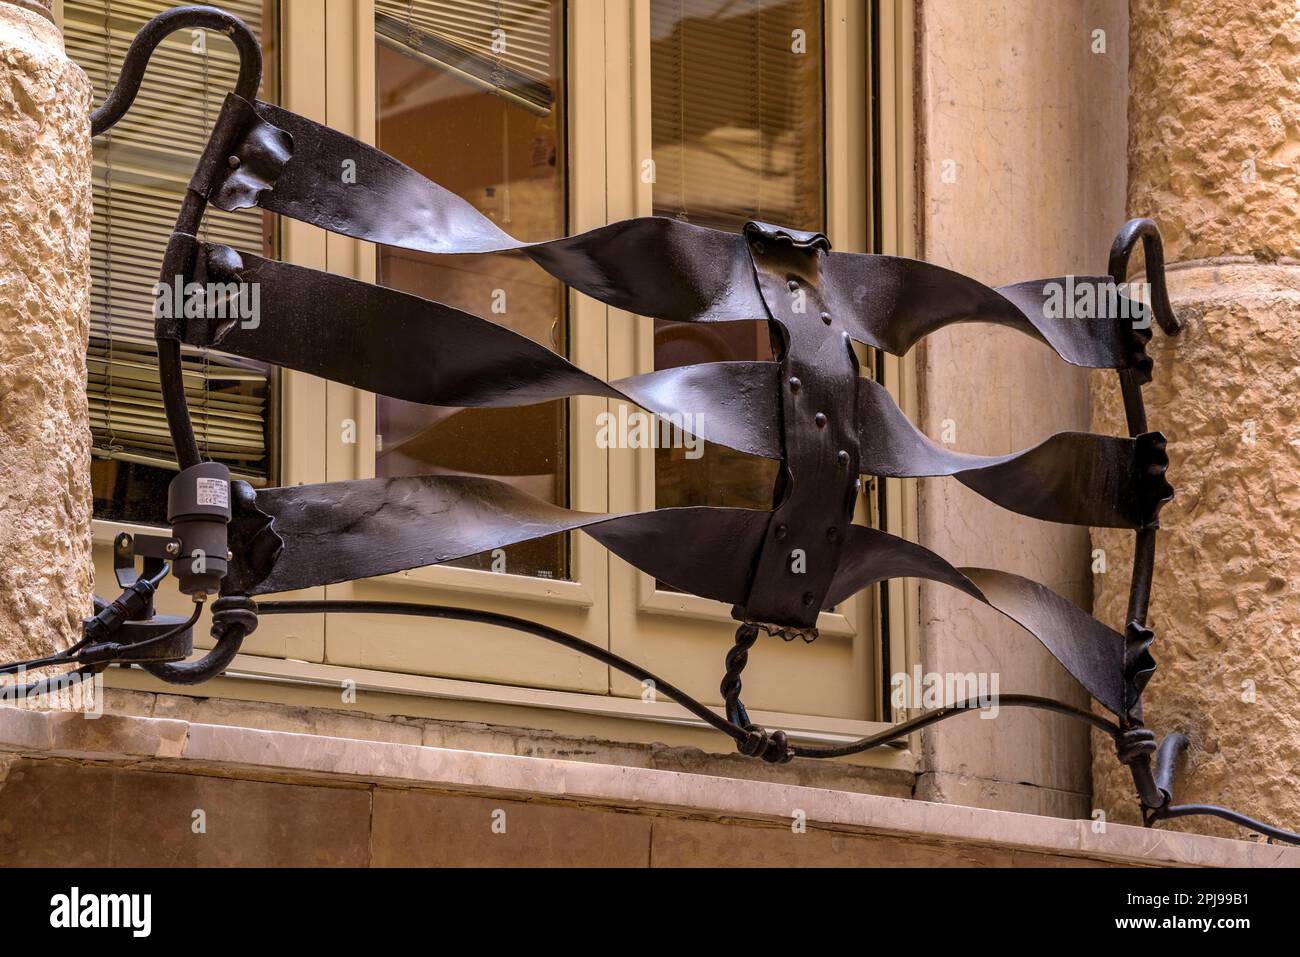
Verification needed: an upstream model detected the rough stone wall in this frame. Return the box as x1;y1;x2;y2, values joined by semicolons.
0;6;93;658
916;0;1128;817
1127;0;1299;261
1092;0;1300;834
1091;264;1300;833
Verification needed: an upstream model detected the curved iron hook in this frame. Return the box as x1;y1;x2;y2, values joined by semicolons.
91;5;266;476
1108;217;1180;337
90;4;262;137
1104;219;1181;808
85;7;267;679
1109;217;1180;439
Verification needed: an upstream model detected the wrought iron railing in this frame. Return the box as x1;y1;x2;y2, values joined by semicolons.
4;5;1295;845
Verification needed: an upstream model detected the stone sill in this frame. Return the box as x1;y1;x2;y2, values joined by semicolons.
1;707;1295;867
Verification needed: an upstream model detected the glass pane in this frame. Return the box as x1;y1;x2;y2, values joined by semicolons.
68;0;280;526
650;0;825;513
374;0;569;580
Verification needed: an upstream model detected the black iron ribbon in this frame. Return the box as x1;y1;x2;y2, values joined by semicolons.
224;472;1137;716
159;237;1169;531
205;94;1155;374
172;85;1164;704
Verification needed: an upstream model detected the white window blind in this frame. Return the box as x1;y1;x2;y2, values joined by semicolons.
66;0;275;517
650;0;824;232
375;0;557;115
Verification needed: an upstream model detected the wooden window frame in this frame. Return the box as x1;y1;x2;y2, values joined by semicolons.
93;0;922;769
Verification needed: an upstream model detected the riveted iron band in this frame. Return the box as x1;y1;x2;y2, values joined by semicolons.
731;222;861;636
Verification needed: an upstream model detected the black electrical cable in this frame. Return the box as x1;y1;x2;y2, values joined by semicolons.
257;599;752;742
258;601;1121;755
256;597;1300;845
77;599;204;664
0;644;88;678
0;564;174;677
1152;803;1300;846
791;695;1120;759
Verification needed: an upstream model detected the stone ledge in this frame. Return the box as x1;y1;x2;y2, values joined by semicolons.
1;708;1295;867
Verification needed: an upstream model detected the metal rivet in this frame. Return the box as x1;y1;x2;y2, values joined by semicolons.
814;412;827;428
788;376;802;393
787;279;799;292
775;524;788;541
837;450;849;467
801;592;815;606
228;155;241;169
820;311;831;325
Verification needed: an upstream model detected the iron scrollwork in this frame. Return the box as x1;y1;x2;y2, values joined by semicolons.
4;4;1293;845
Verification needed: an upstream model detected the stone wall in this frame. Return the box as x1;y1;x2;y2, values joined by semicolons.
1;706;1288;866
1091;0;1300;835
0;3;92;659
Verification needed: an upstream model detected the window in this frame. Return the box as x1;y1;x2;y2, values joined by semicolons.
604;0;872;723
372;0;569;579
87;0;890;749
650;0;825;515
68;0;279;526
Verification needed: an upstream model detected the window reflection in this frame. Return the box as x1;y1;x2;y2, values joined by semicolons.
650;0;825;513
374;0;569;579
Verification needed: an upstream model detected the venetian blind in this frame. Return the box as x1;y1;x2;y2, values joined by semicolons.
374;0;557;115
66;0;273;483
650;0;824;232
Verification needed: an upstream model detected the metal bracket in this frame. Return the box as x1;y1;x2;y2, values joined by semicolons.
731;222;860;638
112;531;178;591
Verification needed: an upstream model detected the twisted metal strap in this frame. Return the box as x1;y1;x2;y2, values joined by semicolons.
720;624;793;764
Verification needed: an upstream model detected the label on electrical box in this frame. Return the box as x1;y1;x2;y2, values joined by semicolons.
195;477;230;509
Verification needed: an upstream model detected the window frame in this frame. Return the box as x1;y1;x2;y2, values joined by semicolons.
604;0;875;723
89;0;921;766
314;0;612;694
86;0;326;666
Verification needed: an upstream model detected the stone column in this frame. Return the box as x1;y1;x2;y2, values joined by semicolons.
0;0;93;661
1092;0;1300;835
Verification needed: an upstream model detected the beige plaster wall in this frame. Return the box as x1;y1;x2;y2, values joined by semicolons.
0;4;92;658
1091;0;1300;835
914;0;1129;816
